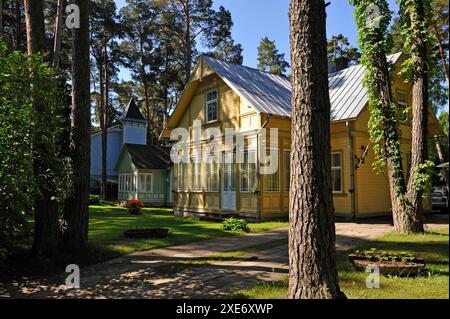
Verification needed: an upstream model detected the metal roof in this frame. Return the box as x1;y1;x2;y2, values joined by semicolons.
121;98;147;122
201;52;402;122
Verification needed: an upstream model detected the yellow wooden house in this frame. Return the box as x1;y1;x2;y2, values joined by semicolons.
160;53;444;221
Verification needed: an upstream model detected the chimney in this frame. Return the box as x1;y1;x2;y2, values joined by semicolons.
328;57;349;73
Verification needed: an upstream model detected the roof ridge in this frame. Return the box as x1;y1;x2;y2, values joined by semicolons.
201;54;289;80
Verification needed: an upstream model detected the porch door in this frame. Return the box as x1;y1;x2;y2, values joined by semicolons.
222;153;236;210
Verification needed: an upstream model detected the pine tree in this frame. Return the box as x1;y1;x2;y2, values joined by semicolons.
257;36;289;75
90;0;121;200
62;0;91;252
288;0;343;298
205;6;243;64
327;34;361;64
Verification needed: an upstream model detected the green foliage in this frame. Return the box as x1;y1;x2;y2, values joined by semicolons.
222;217;250;233
257;37;289;75
412;160;435;194
350;0;407;196
390;1;449;112
0;45;34;242
204;6;243;65
89;195;101;205
327;34;361;64
0;43;67;247
353;248;418;262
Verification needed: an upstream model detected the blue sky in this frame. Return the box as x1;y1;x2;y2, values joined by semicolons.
115;0;399;78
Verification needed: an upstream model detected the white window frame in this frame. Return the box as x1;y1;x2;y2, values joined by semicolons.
331;152;343;193
206;157;220;192
120;173;136;192
191;156;202;192
263;149;280;192
396;90;409;122
205;89;218;123
283;150;291;192
240;149;257;192
177;162;185;192
138;173;153;193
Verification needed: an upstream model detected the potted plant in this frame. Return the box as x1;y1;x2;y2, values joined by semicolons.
127;199;144;215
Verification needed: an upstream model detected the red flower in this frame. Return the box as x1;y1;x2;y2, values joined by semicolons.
127;199;144;208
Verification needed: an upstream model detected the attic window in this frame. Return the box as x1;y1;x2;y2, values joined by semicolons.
206;89;218;123
396;90;409;122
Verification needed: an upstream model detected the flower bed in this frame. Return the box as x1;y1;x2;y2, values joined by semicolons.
126;199;144;215
348;249;425;277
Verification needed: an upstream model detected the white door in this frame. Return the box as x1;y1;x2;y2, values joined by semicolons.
222;153;236;210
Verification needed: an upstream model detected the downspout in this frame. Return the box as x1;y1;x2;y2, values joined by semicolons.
346;121;356;219
256;114;271;223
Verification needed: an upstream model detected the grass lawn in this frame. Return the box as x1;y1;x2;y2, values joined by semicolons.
88;205;287;256
1;205;286;279
233;228;449;299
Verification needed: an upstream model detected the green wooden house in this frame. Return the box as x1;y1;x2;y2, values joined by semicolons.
115;143;174;207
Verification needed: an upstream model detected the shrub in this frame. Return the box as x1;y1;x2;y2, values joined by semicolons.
89;195;101;205
127;199;144;209
222;217;250;233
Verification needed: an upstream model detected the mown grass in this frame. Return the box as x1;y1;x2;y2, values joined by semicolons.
233;228;449;299
1;206;287;280
88;205;287;255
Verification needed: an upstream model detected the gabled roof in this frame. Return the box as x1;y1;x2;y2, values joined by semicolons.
201;52;403;121
121;98;146;122
124;144;172;169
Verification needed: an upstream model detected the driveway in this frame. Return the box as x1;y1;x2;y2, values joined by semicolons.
0;214;447;299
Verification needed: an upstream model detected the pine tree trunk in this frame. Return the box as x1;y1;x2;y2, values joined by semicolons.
24;0;45;55
372;49;422;233
184;6;192;84
405;0;428;233
62;0;90;252
288;0;343;299
0;0;4;42
432;21;449;86
13;0;22;51
25;0;61;257
139;35;151;142
52;0;64;71
101;41;109;200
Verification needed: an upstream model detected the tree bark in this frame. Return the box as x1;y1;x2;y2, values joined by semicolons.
13;0;22;51
62;0;91;252
24;0;61;256
432;21;449;86
101;40;109;200
184;2;192;84
24;0;45;55
0;0;4;42
405;0;428;233
139;34;151;141
288;0;343;299
52;0;64;71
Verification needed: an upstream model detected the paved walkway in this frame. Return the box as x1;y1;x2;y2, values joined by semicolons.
0;214;448;299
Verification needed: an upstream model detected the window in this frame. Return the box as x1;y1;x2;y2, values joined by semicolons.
223;153;236;192
177;162;185;192
138;173;153;193
263;150;279;192
331;152;342;193
191;157;202;192
206;90;218;123
240;149;257;192
119;173;136;192
206;158;219;192
396;90;409;122
284;150;291;191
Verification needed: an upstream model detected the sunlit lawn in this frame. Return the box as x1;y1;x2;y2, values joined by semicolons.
2;206;287;279
89;205;287;256
233;228;449;299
